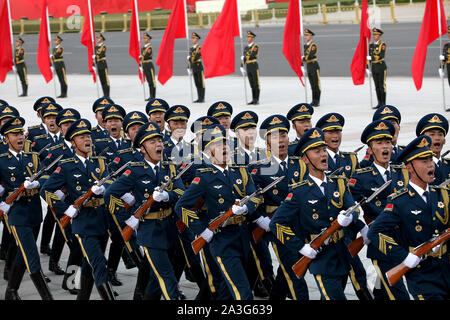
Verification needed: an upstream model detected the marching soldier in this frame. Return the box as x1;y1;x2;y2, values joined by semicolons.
32;103;64;159
415;113;449;185
175;124;261;300
440;26;450;85
286;103;314;156
250;115;309;300
190;116;219;158
105;121;185;300
0;105;20;151
145;98;170;139
91;97;114;141
188;32;205;103
141;32;156;101
41;118;116;300
349;120;410;300
269;127;367;300
27;97;56;145
367;135;450;300
360;105;403;167
368;28;387;109
14;37;28;97
303;29;321;107
207;101;239;151
94;33;110;98
51;35;68;98
0;117;53;300
241;31;260;105
163;105;193;164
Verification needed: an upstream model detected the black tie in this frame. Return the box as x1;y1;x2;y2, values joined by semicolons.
436;160;442;169
71;146;76;155
17;153;22;163
53;134;58;144
223;169;229;182
117;139;121;149
423;191;430;204
385;170;391;181
334;154;339;164
154;165;159;178
321;181;327;196
280;161;287;173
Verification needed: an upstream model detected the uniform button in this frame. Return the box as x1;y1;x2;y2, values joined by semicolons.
329;217;333;221
435;230;439;234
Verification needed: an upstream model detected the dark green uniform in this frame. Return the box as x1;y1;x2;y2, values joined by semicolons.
369;41;387;108
95;42;110;97
15;45;27;97
243;42;260;105
303;41;321;107
141;44;156;99
52;45;68;97
189;45;205;102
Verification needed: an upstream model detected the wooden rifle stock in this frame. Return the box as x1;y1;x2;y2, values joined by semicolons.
348;236;365;257
121;197;156;242
191;202;238;255
60;189;95;229
385;228;450;286
0;184;26;222
252;211;275;243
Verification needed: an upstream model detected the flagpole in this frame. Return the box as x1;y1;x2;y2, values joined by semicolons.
46;6;57;97
437;0;447;111
299;0;308;101
183;0;194;103
87;0;100;98
236;0;248;105
6;0;19;96
134;0;146;101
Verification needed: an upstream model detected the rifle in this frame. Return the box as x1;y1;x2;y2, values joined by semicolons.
385;228;450;286
121;161;193;242
60;161;132;229
441;150;449;158
292;179;392;278
191;175;285;255
353;145;365;154
0;154;63;222
38;143;51;157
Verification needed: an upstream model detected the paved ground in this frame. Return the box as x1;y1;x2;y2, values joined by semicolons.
12;22;448;79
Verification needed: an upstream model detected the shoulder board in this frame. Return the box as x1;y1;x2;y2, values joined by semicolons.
229;165;247;168
329;174;347;180
252;158;271;166
61;158;76;164
94;138;111;143
129;161;145;167
161;161;176;167
90;156;106;160
388;187;408;200
443;158;449;163
390;164;406;170
0;153;10;158
49;143;64;151
289;180;309;189
197;168;214;173
289;156;302;160
118;148;134;154
288;141;298;145
356;167;373;174
28;125;42;130
34;134;49;140
429;185;449;191
340;151;356;156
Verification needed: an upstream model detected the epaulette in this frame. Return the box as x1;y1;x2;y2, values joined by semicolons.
28;125;42;130
289;180;309;189
355;167;373;174
328;174;347;180
0;152;10;158
289;156;302;160
61;157;76;164
34;134;49;140
390;164;406;170
388;187;408;200
288;141;298;145
443;158;449;164
161;160;176;167
129;161;145;167
94;138;111;143
430;185;449;191
118;148;134;154
249;158;271;166
340;151;356;156
49;143;64;151
229;164;247;168
90;156;106;160
197;168;214;173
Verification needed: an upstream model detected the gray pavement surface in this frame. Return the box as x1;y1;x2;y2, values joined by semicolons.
14;22;448;78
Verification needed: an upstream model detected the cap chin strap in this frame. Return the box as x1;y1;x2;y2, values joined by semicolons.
411;161;428;186
305;152;325;174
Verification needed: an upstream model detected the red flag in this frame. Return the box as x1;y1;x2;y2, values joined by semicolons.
37;0;52;83
156;0;187;85
202;0;240;78
0;0;13;83
412;0;447;90
129;0;144;83
350;0;370;85
81;0;96;83
282;0;304;86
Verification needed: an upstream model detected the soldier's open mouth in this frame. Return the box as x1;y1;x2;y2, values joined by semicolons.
111;127;118;133
321;158;327;164
382;150;389;156
427;170;435;177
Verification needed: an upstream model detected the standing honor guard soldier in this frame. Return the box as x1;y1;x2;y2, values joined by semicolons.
14;37;28;97
367;135;450;300
188;32;205;103
41;118;116;300
241;31;260;105
303;29;321;107
141;32;156;101
439;26;450;85
51;35;68;98
0;117;53;300
94;33;110;98
269;127;368;300
367;28;387;109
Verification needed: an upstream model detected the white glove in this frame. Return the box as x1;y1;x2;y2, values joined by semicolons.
402;252;420;269
240;55;244;61
121;193;135;206
360;225;371;245
255;216;271;232
152;190;169;202
366;55;372;61
187;55;191;60
240;67;246;76
366;69;372;77
232;200;248;216
64;205;78;218
12;66;17;72
187;68;192;76
301;66;306;74
54;189;66;201
50;66;55;73
439;54;445;61
90;184;105;195
0;201;11;215
200;228;214;243
125;215;140;230
337;210;353;227
0;184;4;197
439;68;445;79
50;54;53;60
92;66;97;73
92;54;96;60
24;179;40;190
139;55;142;59
299;244;318;259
